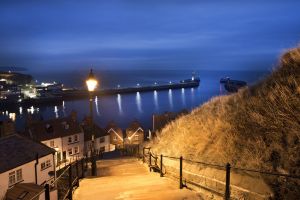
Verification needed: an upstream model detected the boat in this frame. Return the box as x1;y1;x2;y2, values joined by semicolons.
220;77;247;92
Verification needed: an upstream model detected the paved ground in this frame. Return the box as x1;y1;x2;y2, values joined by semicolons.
73;157;202;200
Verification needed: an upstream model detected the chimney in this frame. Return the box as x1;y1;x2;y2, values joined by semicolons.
70;110;77;122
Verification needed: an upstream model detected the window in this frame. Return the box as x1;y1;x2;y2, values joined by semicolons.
41;160;51;170
16;169;22;182
9;172;16;186
74;135;78;142
100;146;105;152
68;137;72;143
113;136;117;141
50;140;54;147
74;146;79;154
68;148;72;155
134;135;139;141
8;169;22;186
100;137;105;143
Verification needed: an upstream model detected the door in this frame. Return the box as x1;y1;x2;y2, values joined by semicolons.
62;151;66;161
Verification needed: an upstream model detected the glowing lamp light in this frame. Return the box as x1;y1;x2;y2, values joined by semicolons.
86;69;98;92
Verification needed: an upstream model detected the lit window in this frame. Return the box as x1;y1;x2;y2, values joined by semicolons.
100;137;105;143
74;135;78;142
74;146;79;154
68;137;72;143
68;148;72;155
50;140;54;147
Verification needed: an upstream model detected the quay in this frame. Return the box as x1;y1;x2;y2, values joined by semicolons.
0;79;200;108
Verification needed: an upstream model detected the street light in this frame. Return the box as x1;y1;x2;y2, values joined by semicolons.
86;69;98;176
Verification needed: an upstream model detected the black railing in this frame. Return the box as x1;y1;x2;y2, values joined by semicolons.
142;147;300;200
34;156;91;200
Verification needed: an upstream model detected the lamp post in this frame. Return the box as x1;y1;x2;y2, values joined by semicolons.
86;69;98;176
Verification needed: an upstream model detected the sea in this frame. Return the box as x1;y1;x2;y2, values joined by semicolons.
0;70;270;131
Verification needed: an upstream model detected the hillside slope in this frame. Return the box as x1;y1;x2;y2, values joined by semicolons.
150;47;300;199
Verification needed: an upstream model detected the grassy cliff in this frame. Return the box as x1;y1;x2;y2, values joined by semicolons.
150;47;300;199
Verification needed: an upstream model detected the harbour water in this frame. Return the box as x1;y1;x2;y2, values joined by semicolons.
0;70;269;131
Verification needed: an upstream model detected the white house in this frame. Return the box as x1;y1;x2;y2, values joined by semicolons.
24;112;84;169
81;117;114;157
0;134;56;200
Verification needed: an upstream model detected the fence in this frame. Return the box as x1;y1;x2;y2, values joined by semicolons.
142;147;300;200
28;157;89;200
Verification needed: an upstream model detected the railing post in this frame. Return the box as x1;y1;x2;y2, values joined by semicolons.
76;159;79;187
44;184;50;200
68;164;73;200
81;158;85;178
149;153;152;172
225;163;231;200
160;154;163;177
142;147;145;163
91;153;97;176
179;156;183;189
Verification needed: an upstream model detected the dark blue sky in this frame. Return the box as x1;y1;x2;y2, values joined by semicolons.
0;1;300;72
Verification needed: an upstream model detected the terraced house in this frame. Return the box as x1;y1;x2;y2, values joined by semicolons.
0;134;56;200
24;112;84;169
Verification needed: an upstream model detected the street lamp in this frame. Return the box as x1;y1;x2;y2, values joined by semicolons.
86;69;98;176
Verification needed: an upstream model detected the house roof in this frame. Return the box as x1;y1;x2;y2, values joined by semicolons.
0;134;55;173
81;119;108;142
5;183;44;200
23;117;82;141
105;121;122;133
126;120;143;132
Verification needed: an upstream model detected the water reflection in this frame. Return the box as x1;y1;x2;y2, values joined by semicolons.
95;96;100;116
191;88;195;106
54;106;59;118
136;92;143;113
153;90;158;110
181;88;186;106
117;94;123;115
168;89;173;109
62;101;66;116
27;106;34;114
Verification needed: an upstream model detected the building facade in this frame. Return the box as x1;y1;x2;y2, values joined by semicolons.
0;134;56;199
24;113;84;168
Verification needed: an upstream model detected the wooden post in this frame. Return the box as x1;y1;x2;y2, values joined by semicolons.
179;156;183;189
160;154;163;177
225;163;231;200
68;164;73;200
44;184;50;200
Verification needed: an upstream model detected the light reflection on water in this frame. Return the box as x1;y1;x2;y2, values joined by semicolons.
117;94;123;115
95;96;100;116
181;88;186;106
154;90;158;111
136;92;143;113
168;89;173;109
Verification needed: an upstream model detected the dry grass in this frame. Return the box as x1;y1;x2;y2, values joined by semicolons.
149;47;300;199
